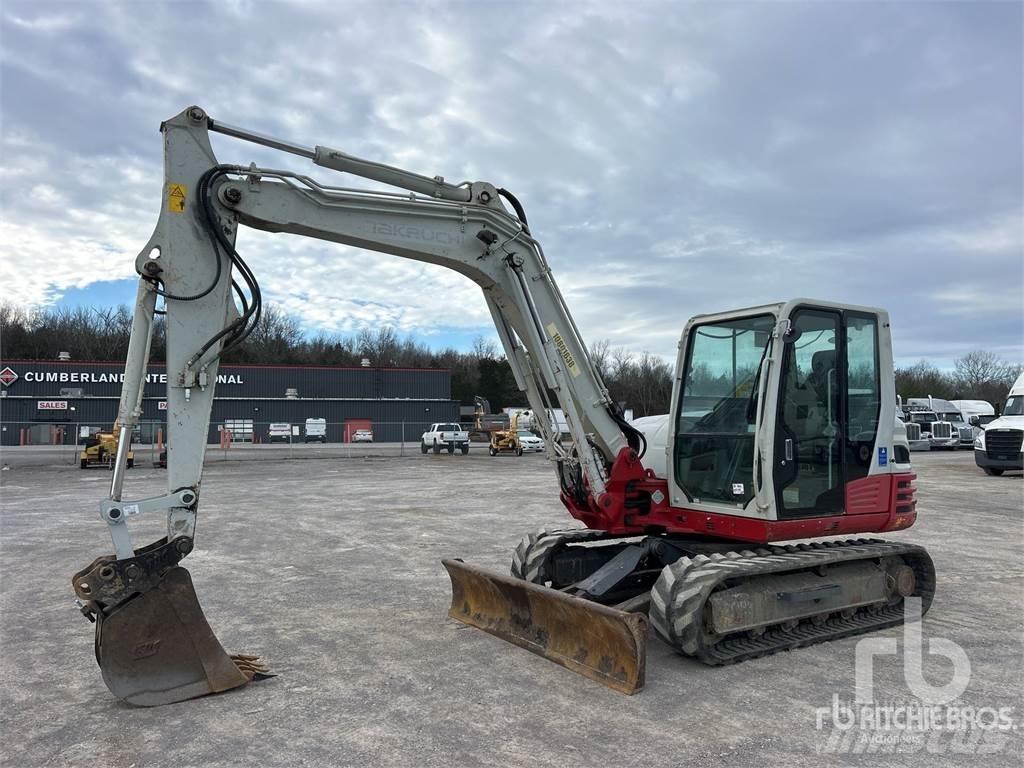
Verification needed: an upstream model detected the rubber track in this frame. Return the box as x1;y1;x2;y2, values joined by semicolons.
649;538;935;665
510;528;614;583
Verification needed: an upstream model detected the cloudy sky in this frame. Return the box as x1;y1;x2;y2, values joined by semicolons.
1;0;1021;367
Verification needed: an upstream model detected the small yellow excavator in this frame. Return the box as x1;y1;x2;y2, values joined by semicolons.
79;425;134;470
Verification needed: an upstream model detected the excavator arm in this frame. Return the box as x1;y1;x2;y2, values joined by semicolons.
72;106;648;704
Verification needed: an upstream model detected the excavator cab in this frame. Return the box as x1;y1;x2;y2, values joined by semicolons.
670;302;892;521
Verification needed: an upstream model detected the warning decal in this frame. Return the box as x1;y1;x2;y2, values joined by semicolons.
545;323;582;378
167;183;187;213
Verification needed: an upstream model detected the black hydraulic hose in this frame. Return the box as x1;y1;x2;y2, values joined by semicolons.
187;166;263;363
497;188;529;231
609;406;647;459
149;166;225;302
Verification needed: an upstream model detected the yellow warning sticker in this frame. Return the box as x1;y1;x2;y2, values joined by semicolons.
546;323;582;378
167;183;187;213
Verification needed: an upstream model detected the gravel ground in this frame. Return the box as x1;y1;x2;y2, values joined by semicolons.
1;448;1021;767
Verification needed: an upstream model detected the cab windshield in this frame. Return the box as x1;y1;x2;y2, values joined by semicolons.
1004;396;1023;416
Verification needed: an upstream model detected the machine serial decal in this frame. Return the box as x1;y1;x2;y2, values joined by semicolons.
546;323;581;378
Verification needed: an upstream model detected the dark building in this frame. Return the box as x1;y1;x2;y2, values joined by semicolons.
0;359;458;446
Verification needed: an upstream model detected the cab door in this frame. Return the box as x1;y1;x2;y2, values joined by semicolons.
774;308;843;517
772;307;884;519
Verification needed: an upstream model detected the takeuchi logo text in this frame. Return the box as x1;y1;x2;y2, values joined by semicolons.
14;370;245;385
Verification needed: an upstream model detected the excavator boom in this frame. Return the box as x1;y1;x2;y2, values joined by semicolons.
72;106;648;704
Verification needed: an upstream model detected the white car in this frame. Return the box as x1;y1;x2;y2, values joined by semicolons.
352;429;373;443
516;429;545;452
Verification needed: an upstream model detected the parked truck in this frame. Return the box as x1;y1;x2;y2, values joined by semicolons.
950;400;996;435
896;409;930;452
899;400;959;449
420;423;470;454
973;373;1024;476
905;397;974;448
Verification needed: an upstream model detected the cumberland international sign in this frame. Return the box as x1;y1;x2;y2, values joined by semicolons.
0;364;245;391
16;370;245;385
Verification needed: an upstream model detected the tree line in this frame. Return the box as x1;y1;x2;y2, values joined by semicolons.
0;303;672;416
1;303;1018;414
894;351;1021;406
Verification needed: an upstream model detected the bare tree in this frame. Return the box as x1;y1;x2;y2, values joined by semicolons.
954;350;1015;390
589;338;611;380
895;360;952;399
470;335;498;360
952;350;1022;404
611;347;634;382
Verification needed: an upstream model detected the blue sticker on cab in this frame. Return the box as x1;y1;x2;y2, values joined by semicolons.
878;447;888;466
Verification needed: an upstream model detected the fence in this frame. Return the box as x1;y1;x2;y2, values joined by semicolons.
0;421;508;468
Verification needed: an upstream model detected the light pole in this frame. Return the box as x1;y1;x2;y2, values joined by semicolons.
70;406;78;465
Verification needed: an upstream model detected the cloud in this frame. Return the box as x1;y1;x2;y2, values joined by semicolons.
0;0;1020;368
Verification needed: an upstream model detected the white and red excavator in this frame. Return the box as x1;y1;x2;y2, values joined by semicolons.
72;107;933;705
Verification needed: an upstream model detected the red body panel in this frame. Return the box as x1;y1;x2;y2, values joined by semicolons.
560;448;918;545
845;474;891;514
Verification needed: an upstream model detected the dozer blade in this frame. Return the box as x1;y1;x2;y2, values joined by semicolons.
442;559;647;695
95;566;269;706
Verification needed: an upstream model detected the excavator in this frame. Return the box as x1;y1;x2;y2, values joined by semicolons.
71;106;935;705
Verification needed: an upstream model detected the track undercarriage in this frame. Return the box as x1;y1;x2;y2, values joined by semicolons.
445;528;935;694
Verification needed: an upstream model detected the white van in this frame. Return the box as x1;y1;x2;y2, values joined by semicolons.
268;423;292;443
973;373;1024;476
304;418;327;443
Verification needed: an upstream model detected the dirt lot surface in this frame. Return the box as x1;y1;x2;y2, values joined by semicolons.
1;448;1021;767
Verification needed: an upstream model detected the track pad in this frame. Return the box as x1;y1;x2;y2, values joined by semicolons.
95;566;268;706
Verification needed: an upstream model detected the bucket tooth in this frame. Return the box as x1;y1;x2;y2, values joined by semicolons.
443;559;647;695
94;566;269;706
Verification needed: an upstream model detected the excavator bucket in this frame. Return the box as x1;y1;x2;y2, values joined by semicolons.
92;567;270;706
442;559;648;694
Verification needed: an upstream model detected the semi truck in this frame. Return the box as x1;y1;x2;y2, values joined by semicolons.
973;373;1024;476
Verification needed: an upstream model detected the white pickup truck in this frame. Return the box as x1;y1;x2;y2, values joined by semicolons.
421;422;470;455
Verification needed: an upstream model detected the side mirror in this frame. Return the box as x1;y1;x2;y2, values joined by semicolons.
969;416;980;426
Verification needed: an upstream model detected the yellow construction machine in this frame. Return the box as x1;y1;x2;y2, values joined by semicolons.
488;412;525;456
79;425;134;470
